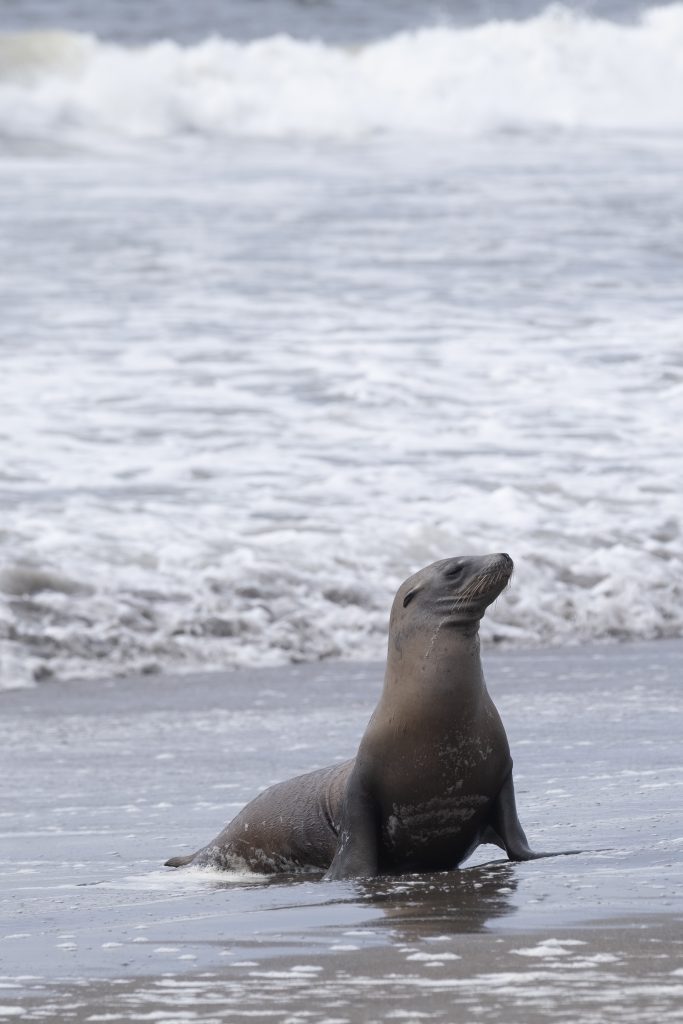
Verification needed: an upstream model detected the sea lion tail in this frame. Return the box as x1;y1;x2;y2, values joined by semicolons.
164;853;196;868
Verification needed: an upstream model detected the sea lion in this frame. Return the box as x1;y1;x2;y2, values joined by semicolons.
165;553;548;878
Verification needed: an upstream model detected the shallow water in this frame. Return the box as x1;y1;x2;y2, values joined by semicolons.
1;4;683;687
1;640;681;1019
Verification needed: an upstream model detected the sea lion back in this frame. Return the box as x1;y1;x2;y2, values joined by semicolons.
165;759;354;873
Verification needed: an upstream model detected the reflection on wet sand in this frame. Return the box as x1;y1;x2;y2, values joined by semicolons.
198;859;520;949
352;862;520;938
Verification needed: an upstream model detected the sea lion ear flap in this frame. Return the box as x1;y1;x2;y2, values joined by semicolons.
403;585;422;608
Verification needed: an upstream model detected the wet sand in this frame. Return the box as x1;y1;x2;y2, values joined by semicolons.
1;640;682;1021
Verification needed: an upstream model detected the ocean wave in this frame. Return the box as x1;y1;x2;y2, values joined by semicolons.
1;509;681;689
2;5;683;143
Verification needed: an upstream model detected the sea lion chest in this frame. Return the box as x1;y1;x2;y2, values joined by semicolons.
363;692;510;872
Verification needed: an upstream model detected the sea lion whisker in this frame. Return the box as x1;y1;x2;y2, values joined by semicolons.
449;574;488;612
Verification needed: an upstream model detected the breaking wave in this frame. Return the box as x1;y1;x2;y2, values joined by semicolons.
2;5;683;144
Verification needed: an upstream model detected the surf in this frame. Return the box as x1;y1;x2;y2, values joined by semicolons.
2;5;683;145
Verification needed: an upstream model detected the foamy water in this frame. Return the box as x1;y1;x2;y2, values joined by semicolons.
2;7;683;143
1;3;682;686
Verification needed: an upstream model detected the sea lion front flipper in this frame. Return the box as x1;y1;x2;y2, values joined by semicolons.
323;772;379;880
488;769;544;861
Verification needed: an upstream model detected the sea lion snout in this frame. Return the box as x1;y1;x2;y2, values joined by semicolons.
488;551;514;577
474;552;514;598
428;552;513;619
441;552;513;586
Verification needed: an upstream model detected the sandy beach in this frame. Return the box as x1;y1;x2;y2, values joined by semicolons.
1;639;681;1022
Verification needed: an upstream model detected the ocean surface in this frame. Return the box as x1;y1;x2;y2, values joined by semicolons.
1;0;682;687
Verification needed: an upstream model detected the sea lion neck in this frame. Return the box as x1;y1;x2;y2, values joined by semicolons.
380;625;484;707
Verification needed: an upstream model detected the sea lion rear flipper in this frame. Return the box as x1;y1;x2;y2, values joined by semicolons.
164;852;196;868
323;772;378;880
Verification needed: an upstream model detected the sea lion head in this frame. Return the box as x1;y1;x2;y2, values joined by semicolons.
390;553;513;641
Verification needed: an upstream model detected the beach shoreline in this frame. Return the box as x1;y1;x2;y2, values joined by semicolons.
1;638;681;1021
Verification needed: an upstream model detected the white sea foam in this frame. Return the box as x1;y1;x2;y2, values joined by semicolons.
1;9;682;688
2;6;683;145
1;302;681;687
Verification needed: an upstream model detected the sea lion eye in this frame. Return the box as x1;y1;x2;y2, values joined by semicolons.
446;565;464;579
403;588;419;608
